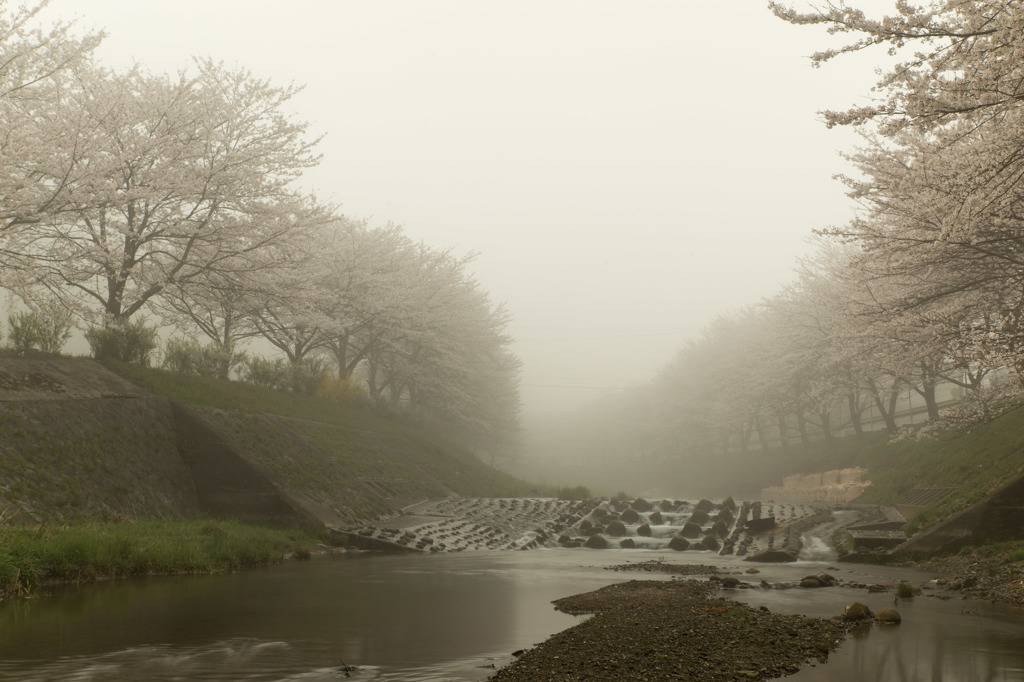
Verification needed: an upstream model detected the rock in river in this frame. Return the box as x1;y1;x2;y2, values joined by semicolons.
875;608;901;624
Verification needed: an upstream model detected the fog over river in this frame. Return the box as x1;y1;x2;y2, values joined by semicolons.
1;548;1022;681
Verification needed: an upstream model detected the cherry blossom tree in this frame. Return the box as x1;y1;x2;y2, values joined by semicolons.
1;0;101;232
0;59;322;331
777;1;1024;399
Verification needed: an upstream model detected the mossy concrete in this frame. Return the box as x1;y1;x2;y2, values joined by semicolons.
0;357;523;529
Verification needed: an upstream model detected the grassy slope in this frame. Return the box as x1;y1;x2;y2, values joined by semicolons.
708;401;1024;532
0;519;325;596
105;361;546;503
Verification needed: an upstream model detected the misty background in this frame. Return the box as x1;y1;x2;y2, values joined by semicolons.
25;0;902;493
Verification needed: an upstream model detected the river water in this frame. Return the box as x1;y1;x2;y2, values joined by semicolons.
0;548;1022;681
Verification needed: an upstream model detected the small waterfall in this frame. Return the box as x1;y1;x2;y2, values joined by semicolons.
797;532;837;562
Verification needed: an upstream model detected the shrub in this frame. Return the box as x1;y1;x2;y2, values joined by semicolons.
291;356;331;395
316;373;364;403
7;312;41;354
7;301;73;355
556;485;592;500
242;355;290;390
85;317;159;365
163;338;244;379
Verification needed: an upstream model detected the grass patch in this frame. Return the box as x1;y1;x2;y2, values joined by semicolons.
103;360;394;432
709;403;1024;534
0;519;325;597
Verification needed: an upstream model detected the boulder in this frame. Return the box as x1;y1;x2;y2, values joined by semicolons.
695;498;715;513
578;518;593;532
717;507;734;525
636;523;652;537
620;508;640;524
744;516;776;534
584;534;608;549
632;498;653;512
875;608;901;624
605;520;628;537
680;521;703;538
648;510;663;525
711;520;729;537
799;577;825;588
745;549;797;563
688;509;710;526
668;536;690;551
721;496;737;512
702;533;721;551
619;538;636;549
844;602;874;621
816;572;837;586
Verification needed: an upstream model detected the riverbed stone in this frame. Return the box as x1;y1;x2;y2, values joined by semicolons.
696;499;715;513
689;509;710;526
619;538;636;549
875;608;901;624
584;534;608;549
637;523;652;537
648;510;663;525
620;508;640;524
680;522;703;539
844;602;874;620
605;520;627;537
668;536;690;551
632;498;653;512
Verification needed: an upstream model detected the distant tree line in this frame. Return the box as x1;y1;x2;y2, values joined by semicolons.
0;1;521;459
653;1;1024;456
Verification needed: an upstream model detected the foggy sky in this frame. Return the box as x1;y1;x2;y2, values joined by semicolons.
44;0;898;418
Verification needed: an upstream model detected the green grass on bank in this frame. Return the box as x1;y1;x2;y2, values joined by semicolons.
103;360;395;432
0;519;326;597
103;360;549;500
711;401;1024;533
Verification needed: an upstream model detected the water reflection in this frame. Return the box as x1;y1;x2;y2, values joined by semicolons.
0;552;606;681
1;550;1023;681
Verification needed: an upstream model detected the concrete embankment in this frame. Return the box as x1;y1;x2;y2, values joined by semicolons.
0;357;533;528
348;495;835;558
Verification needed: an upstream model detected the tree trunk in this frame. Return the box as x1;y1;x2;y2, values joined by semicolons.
869;381;899;435
847;392;864;440
775;412;790;452
754;417;769;452
917;362;941;421
796;411;810;450
818;408;834;448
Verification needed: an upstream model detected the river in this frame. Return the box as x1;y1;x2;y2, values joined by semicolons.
0;548;1022;681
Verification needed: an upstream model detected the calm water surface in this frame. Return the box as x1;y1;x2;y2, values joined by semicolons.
0;549;1022;681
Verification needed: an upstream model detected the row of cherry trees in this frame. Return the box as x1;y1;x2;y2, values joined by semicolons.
656;1;1024;455
0;1;521;456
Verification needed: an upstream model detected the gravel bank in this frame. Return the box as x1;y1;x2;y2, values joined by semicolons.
488;579;853;682
918;548;1024;605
